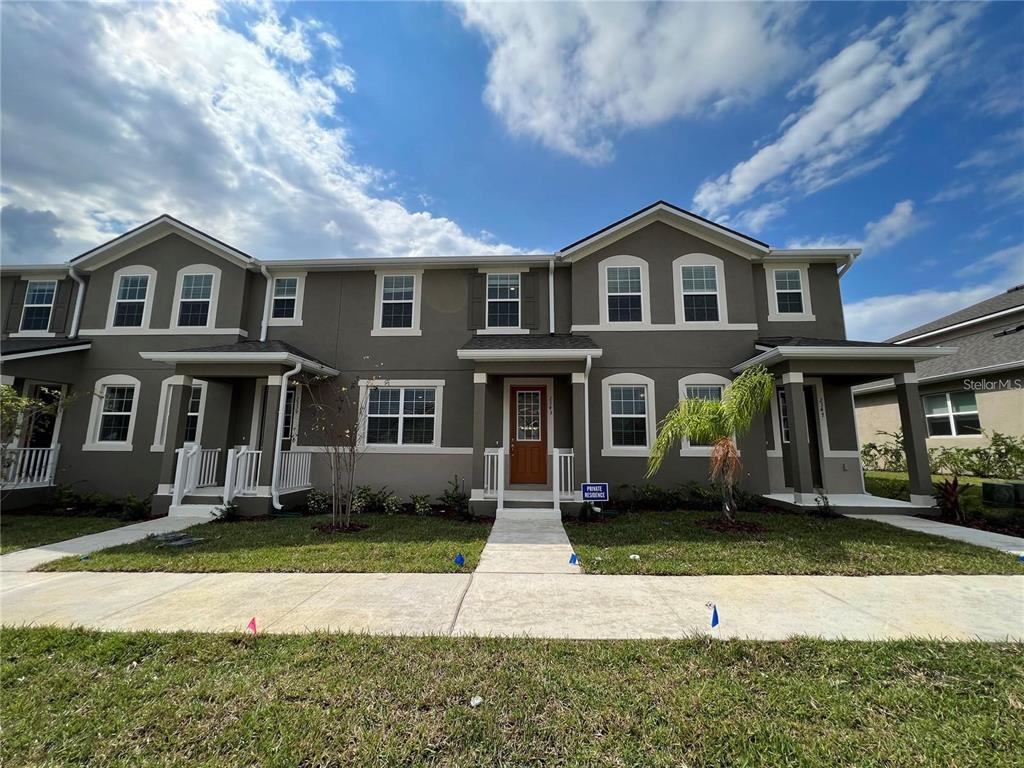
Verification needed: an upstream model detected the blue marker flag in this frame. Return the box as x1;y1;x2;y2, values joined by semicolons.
711;604;720;628
454;553;465;567
569;553;578;565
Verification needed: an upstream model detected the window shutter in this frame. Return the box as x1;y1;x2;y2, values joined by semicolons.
522;270;539;329
4;281;27;333
468;272;486;329
49;279;73;334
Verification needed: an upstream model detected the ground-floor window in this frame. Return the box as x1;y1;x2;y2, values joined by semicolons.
365;385;439;446
85;374;141;451
923;392;981;437
679;374;729;452
601;373;656;456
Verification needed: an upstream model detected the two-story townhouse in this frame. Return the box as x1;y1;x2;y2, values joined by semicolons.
1;202;953;517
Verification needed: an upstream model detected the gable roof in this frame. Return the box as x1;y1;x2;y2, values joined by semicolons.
70;215;255;271
890;284;1024;343
557;201;771;261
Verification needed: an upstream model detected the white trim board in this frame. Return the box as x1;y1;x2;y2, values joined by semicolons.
0;343;91;362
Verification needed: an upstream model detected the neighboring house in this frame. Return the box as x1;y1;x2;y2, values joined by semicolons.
854;285;1024;454
1;202;953;516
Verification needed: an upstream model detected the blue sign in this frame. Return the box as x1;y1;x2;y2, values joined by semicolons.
581;482;609;502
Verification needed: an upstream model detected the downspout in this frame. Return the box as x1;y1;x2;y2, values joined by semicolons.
68;266;86;338
837;252;857;278
270;360;302;510
548;258;555;334
584;353;592;483
259;264;273;342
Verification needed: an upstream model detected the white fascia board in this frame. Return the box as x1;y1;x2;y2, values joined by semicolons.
0;343;92;361
765;248;861;260
0;263;69;275
732;345;957;373
893;305;1024;345
138;351;339;376
853;358;1024;395
263;254;557;271
456;348;603;361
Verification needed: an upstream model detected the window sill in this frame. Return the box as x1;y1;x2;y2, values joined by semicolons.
926;434;985;440
268;318;303;327
476;328;530;335
370;328;422;337
82;442;134;452
10;330;56;338
767;313;816;322
601;447;651;457
360;444;452;453
680;447;742;457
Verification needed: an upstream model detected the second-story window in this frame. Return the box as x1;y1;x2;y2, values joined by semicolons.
113;275;149;327
774;269;804;314
272;278;298;319
381;275;415;329
20;280;56;331
681;265;719;322
177;273;214;327
607;266;643;323
487;273;520;328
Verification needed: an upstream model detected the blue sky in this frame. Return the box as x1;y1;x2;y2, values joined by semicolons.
1;1;1022;339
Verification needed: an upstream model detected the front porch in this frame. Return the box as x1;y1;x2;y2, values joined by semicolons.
141;341;338;517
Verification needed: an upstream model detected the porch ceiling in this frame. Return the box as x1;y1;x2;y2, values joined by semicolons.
139;339;339;376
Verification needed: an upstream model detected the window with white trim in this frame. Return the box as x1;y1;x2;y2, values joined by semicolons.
177;273;214;327
774;269;804;314
606;266;643;323
153;378;207;450
113;274;149;327
777;387;790;443
272;278;298;319
20;280;56;331
487;273;520;328
183;386;204;443
681;266;719;322
610;385;648;447
98;385;135;443
923;392;981;437
366;386;436;445
380;275;415;329
282;387;297;441
684;384;723;447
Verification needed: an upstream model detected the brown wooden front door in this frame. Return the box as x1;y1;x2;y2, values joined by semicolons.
509;385;547;484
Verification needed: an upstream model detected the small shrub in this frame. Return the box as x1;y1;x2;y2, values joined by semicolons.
118;493;152;521
437;475;470;519
382;493;402;515
213;501;242;522
306;489;331;516
933;477;968;521
350;485;375;514
410;493;432;516
814;494;834;515
863;429;1024;480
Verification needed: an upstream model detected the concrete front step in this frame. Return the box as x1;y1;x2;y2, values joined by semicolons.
168;504;219;519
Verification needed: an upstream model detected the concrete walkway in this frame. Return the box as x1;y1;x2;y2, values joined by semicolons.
2;570;1021;640
846;514;1024;557
0;516;210;573
475;508;579;574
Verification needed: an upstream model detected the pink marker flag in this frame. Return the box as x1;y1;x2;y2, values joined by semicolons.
246;617;257;635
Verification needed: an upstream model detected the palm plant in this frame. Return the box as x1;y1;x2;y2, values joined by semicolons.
647;365;775;522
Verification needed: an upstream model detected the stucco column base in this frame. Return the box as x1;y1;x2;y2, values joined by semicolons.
782;373;815;498
158;377;195;486
472;373;487;491
894;372;934;500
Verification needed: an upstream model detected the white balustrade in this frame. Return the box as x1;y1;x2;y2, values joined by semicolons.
552;448;574;508
484;448;501;498
195;448;221;488
278;450;312;492
233;447;262;497
1;445;60;488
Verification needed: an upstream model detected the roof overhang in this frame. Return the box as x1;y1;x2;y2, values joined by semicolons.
893;304;1024;344
263;254;559;271
0;341;92;362
732;345;956;373
0;264;70;277
456;348;603;362
71;215;254;271
853;358;1024;395
139;351;339;376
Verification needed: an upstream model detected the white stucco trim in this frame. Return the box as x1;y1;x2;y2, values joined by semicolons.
82;374;141;452
677;373;732;456
151;376;207;452
267;272;307;327
371;269;423;337
672;253;730;327
598;254;651;328
105;264;157;330
171;263;222;330
456;348;603;361
0;343;91;362
733;345;955;372
601;372;656;457
571;323;758;332
79;327;249;336
765;263;815;322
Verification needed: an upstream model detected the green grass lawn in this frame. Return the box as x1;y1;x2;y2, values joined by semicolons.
0;515;127;555
567;509;1024;575
2;628;1021;767
38;514;490;573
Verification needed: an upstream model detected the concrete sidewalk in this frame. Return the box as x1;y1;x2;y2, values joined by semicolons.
0;516;210;573
2;570;1021;640
475;508;579;574
846;514;1024;557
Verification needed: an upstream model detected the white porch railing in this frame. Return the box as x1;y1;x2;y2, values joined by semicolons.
224;446;262;502
171;444;222;506
2;445;60;488
278;450;312;492
483;447;505;510
553;448;574;507
195;448;221;488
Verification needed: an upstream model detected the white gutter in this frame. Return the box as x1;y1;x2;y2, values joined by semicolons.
259;264;273;342
548;259;555;334
271;361;302;510
456;348;603;361
68;266;86;338
731;345;956;373
584;353;592;483
837;251;858;279
138;351;339;377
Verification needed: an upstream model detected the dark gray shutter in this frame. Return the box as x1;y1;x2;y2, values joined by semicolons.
49;279;73;334
468;272;486;329
522;270;539;330
4;281;27;333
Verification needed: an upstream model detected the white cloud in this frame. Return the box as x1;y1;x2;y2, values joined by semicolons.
693;4;978;218
456;2;802;162
785;199;922;254
733;201;786;233
0;1;516;263
844;242;1024;340
929;181;976;204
